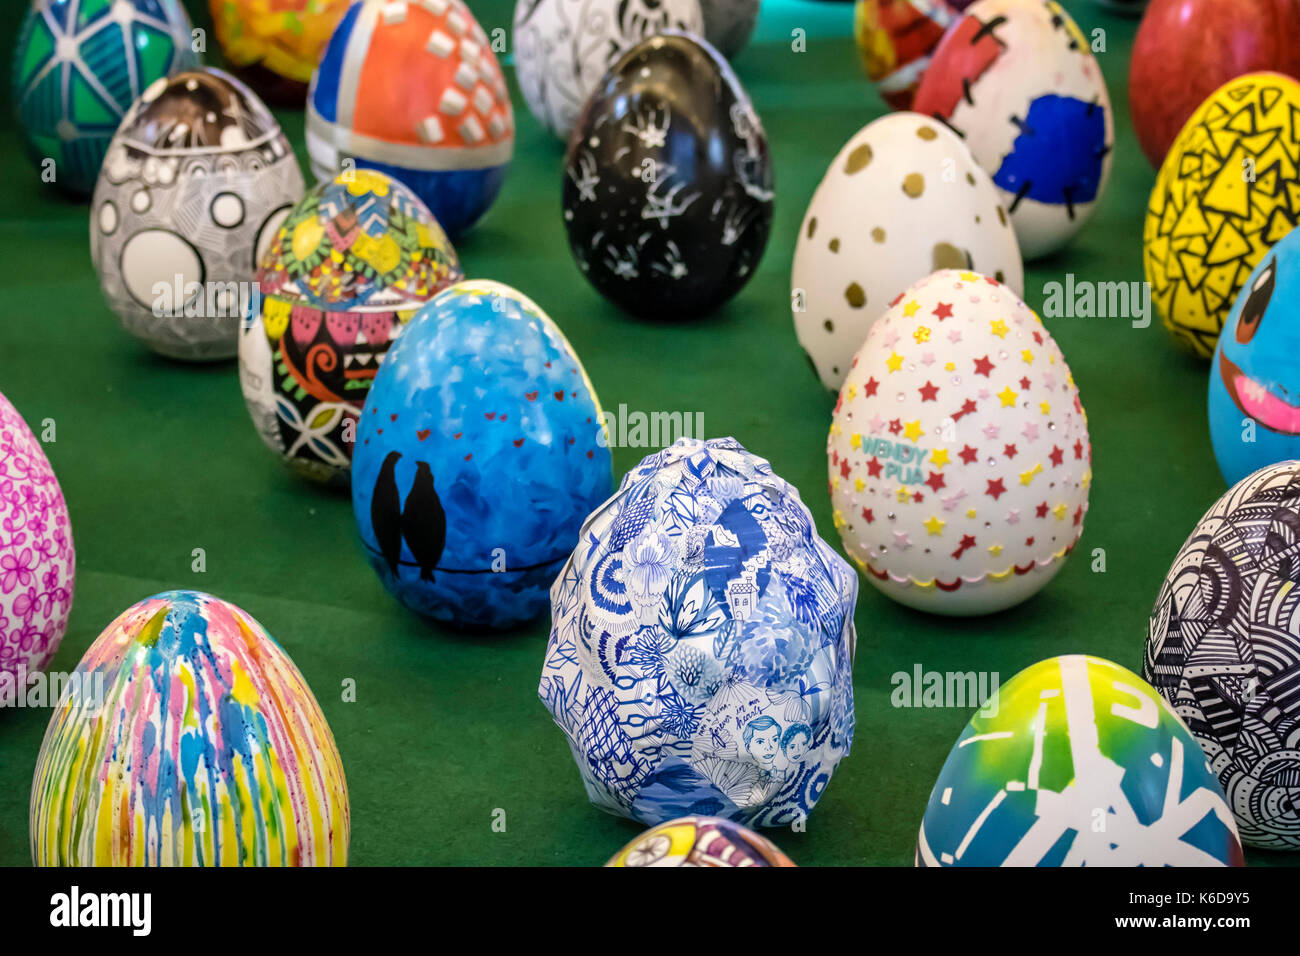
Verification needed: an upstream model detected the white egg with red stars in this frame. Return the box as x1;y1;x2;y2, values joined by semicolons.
827;269;1092;616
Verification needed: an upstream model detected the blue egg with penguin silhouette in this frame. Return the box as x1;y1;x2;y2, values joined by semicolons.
1209;227;1300;487
352;280;614;630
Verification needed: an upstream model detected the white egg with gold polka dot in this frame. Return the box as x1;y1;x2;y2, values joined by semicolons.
827;269;1091;616
91;68;304;361
792;112;1023;392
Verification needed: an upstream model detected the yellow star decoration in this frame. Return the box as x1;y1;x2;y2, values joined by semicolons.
1053;503;1067;520
1082;469;1093;488
1020;463;1043;486
1021;349;1034;364
965;508;977;519
847;384;857;400
998;386;1017;407
924;515;945;536
988;543;1003;556
1039;401;1051;415
931;447;950;468
944;362;955;372
850;432;861;450
887;352;904;372
959;271;979;282
914;325;931;344
903;300;921;317
830;476;840;492
990;318;1009;338
903;419;924;442
855;477;865;492
830;422;842;437
832;509;846;531
896;486;911;503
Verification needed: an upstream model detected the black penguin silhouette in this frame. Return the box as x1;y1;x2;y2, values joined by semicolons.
371;451;404;577
402;461;446;582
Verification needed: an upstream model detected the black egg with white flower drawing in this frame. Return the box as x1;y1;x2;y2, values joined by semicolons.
561;31;774;319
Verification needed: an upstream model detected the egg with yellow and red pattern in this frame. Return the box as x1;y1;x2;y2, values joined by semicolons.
352;281;614;630
854;0;974;110
307;0;513;236
607;816;796;867
828;269;1091;615
912;0;1113;259
238;169;462;486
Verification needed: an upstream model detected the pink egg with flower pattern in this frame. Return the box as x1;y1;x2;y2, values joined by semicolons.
0;392;74;681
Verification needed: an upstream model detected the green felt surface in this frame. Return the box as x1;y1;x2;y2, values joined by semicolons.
0;0;1291;867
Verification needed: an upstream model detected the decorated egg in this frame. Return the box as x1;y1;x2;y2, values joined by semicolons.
13;0;198;197
1146;461;1300;849
30;590;349;866
238;169;461;486
353;281;613;630
209;0;351;106
307;0;514;236
562;32;773;319
853;0;972;110
512;0;703;141
541;436;857;827
828;269;1091;615
917;655;1245;866
912;0;1114;260
0;392;74;684
792;113;1022;392
1144;72;1300;359
91;68;304;361
698;0;760;59
607;816;797;866
1210;228;1300;486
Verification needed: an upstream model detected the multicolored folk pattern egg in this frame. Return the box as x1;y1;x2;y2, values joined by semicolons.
854;0;971;110
912;0;1114;259
1210;228;1300;486
828;270;1091;615
542;437;858;828
607;815;797;866
562;32;773;319
91;68;304;360
30;590;349;866
512;0;704;141
1144;72;1300;358
209;0;351;105
13;0;198;196
0;392;74;682
307;0;514;236
239;169;461;485
353;281;613;630
918;655;1245;866
1146;462;1300;849
791;112;1023;392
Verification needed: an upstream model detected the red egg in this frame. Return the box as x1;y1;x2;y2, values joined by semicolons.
1129;0;1300;168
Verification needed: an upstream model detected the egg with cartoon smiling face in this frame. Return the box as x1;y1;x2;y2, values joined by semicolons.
1210;228;1300;486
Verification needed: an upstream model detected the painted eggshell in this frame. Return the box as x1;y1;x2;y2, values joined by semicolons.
917;655;1244;866
209;0;351;106
30;590;349;866
827;269;1091;616
0;392;74;682
1210;230;1300;486
91;68;305;361
563;32;773;319
1145;72;1300;359
512;0;704;140
239;169;462;486
353;280;613;630
607;815;797;866
542;436;857;827
13;0;198;197
912;0;1114;260
697;0;759;59
307;0;514;237
1146;461;1300;849
792;112;1022;392
853;0;972;110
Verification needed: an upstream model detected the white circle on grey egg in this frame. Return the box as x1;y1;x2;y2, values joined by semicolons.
211;192;245;228
119;230;203;310
130;189;151;213
98;201;119;235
